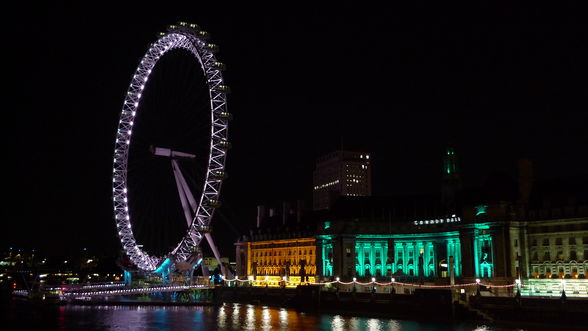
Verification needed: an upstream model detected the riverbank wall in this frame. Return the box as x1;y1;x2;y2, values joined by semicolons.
214;285;588;326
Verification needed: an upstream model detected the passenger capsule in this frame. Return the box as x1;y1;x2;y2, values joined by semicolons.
206;43;219;53
217;111;233;120
206;200;222;208
212;61;226;71
217;85;231;94
198;31;210;40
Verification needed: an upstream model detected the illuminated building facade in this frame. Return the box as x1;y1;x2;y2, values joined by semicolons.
314;193;588;296
235;153;588;296
319;229;464;279
235;238;316;283
525;219;588;279
313;150;372;210
234;207;317;286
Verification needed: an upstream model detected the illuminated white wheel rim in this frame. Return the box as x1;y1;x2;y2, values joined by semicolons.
112;23;229;271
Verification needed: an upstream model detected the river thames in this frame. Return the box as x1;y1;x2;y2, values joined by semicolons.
2;298;534;331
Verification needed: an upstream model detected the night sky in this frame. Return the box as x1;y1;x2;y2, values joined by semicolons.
3;2;588;259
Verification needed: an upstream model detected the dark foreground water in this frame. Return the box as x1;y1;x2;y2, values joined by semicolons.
2;298;526;331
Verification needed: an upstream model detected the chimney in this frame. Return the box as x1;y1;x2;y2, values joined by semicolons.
297;200;304;223
282;201;289;225
256;205;265;228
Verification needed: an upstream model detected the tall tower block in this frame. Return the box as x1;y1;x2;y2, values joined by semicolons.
312;150;372;210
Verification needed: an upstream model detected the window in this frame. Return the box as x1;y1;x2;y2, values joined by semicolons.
557;251;564;260
570;251;577;260
532;239;537;246
555;238;563;245
514;239;518;247
544;251;551;261
346;248;351;258
569;237;576;245
583;237;588;244
543;239;550;246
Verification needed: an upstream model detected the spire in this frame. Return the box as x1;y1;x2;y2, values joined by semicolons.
441;147;462;213
443;147;458;177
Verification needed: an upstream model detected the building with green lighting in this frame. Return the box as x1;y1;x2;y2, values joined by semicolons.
316;196;588;288
235;151;588;296
315;196;506;282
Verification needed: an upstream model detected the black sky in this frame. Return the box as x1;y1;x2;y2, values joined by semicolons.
3;2;588;258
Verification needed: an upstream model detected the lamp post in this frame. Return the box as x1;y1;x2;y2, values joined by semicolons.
475;278;481;296
390;277;395;294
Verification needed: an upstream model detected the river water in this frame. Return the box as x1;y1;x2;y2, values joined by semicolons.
3;298;525;330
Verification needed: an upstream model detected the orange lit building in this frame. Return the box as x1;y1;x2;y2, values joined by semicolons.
235;237;316;287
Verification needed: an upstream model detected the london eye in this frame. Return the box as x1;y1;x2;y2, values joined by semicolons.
112;22;231;273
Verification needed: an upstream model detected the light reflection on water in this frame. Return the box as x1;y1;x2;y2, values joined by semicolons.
6;299;519;331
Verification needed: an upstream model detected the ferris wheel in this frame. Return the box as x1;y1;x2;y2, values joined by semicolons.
112;22;231;273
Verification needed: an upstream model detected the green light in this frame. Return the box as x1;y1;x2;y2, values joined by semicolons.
355;232;462;278
322;243;333;276
473;229;493;278
324;221;331;230
475;205;488;216
474;223;490;230
154;258;172;274
357;231;459;239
